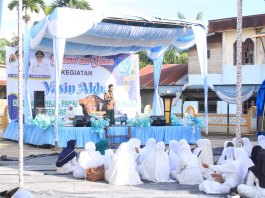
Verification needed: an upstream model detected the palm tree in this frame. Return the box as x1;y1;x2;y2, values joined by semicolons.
8;0;45;31
51;0;92;10
10;32;19;42
17;0;24;188
235;0;243;147
177;11;203;21
33;4;54;26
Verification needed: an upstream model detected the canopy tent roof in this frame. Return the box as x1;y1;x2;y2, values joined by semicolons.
29;8;204;57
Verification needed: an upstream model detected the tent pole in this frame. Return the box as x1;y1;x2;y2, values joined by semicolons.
227;103;229;137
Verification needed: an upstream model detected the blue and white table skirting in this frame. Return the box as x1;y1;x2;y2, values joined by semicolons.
4;123;201;148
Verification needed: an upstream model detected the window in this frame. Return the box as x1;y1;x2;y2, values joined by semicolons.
207;50;210;59
233;38;254;65
243;38;254;65
198;101;217;113
242;100;256;114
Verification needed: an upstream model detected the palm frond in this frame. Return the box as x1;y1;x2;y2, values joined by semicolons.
8;0;18;10
177;12;185;19
196;11;203;21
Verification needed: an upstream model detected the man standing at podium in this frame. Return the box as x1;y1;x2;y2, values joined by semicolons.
105;84;115;126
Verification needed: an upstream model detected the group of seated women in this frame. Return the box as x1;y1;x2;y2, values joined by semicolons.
56;135;265;197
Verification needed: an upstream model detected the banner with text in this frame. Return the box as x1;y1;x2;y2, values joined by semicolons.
6;47;140;121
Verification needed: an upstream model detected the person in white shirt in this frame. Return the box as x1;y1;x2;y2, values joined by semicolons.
137;142;170;183
105;142;142;185
30;50;49;75
171;143;204;185
73;142;104;179
95;139;114;170
238;149;265;198
64;104;76;125
56;140;77;173
9;50;24;74
199;147;249;194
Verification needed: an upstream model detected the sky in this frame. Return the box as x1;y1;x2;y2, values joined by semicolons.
0;0;265;41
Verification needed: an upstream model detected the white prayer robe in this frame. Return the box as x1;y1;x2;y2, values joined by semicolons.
56;156;77;173
166;140;181;179
238;171;265;198
242;137;253;157
172;143;203;185
199;162;242;194
141;138;156;162
101;149;115;170
137;142;170;183
105;142;142;185
73;142;104;179
197;139;213;177
64;109;76;124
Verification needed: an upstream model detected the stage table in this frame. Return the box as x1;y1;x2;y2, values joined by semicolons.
4;123;201;148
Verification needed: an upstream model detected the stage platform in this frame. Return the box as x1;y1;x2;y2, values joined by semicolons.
3;123;201;148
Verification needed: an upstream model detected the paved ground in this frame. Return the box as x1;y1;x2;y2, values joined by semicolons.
0;133;258;198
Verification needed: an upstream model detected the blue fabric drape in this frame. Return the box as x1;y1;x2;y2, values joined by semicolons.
151;55;164;115
256;80;265;131
23;29;32;123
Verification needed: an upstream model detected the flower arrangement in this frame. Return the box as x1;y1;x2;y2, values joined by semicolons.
89;114;110;137
171;114;183;126
170;114;205;134
28;114;64;130
127;114;153;131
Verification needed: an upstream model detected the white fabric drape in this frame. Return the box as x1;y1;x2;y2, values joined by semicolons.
105;142;142;185
138;142;170;182
172;84;192;106
141;138;156;162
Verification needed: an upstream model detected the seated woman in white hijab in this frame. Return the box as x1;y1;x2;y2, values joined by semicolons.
258;135;265;146
217;141;234;165
179;139;188;147
137;142;170;182
238;149;265;198
105;142;142;185
199;147;249;194
193;139;203;156
166;140;180;179
171;143;203;185
128;138;142;165
197;139;213;178
64;104;76;126
73;142;104;179
242;137;253;157
141;138;156;162
95;139;114;170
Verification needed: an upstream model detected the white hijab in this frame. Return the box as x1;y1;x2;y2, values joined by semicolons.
233;147;249;182
128;138;141;158
141;138;156;162
79;142;104;170
202;139;213;166
262;143;265;149
141;142;170;182
258;135;265;146
168;140;180;173
193;139;203;156
65;104;76;118
242;137;252;157
180;143;192;166
169;140;181;157
106;142;142;185
179;139;188;147
218;146;234;165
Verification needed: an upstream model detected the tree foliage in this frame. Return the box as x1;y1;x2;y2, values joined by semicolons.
8;0;45;30
0;39;12;64
51;0;92;10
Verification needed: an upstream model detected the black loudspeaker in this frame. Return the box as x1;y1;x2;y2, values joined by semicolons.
73;115;92;127
34;91;45;109
150;116;166;126
32;108;47;119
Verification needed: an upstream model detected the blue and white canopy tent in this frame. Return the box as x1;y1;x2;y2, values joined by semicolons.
23;8;208;142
